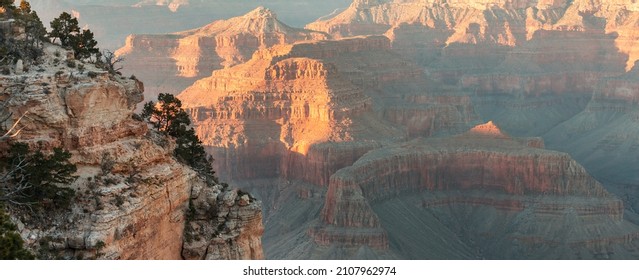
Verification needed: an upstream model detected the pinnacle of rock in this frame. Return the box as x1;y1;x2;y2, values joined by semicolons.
468;121;509;138
244;6;277;19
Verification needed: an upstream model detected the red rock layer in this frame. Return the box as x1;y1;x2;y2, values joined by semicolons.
315;123;622;249
116;7;329;99
179;35;471;183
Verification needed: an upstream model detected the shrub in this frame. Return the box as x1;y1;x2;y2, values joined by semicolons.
1;143;77;210
99;152;115;176
141;93;217;183
0;208;35;260
48;12;99;60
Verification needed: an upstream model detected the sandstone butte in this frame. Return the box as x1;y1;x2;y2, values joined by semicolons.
312;122;639;259
115;6;330;102
119;0;639;187
0;41;263;260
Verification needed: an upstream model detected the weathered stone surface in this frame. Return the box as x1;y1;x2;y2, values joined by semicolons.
306;0;636;90
544;65;639;185
313;123;639;258
1;43;263;260
182;185;264;260
116;7;330;101
179;35;473;183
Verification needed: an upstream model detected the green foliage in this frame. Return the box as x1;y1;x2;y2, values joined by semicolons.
2;143;77;210
141;93;217;183
48;12;79;46
48;12;99;60
0;208;35;260
18;8;47;42
142;93;191;136
69;29;98;60
0;1;45;65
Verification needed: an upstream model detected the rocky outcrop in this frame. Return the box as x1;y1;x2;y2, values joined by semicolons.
311;122;639;258
0;43;263;260
179;35;473;183
182;185;264;260
116;7;330;100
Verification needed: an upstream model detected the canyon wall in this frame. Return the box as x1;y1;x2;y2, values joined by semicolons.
179;35;475;184
116;7;330;101
544;65;639;185
305;1;637;135
304;0;639;187
0;43;263;260
311;123;639;259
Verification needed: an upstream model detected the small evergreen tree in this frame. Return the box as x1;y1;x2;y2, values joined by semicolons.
69;29;98;60
141;93;217;183
142;93;191;136
0;0;45;64
16;1;46;47
48;12;99;60
48;12;79;46
1;143;77;210
0;208;35;260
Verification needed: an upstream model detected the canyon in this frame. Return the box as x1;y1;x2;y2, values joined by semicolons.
116;7;330;102
171;0;639;259
3;0;639;260
28;0;351;50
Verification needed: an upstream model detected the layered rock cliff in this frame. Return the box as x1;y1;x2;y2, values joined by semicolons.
305;1;636;134
179;35;474;184
0;43;263;260
116;7;330;100
310;122;639;259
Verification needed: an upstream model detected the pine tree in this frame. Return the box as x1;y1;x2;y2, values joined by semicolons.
69;29;98;60
2;143;77;210
0;208;35;260
141;93;217;183
48;12;80;46
48;12;100;60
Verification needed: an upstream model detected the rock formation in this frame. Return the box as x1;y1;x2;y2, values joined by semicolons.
178;35;474;184
311;122;639;259
116;7;330;101
304;0;639;186
0;42;263;260
30;0;638;260
305;1;637;137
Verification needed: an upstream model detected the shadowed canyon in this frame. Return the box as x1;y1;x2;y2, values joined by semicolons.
3;0;639;259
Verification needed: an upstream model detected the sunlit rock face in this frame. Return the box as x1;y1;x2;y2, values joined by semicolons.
116;7;329;101
305;0;637;98
178;35;475;184
1;43;263;260
303;0;639;188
